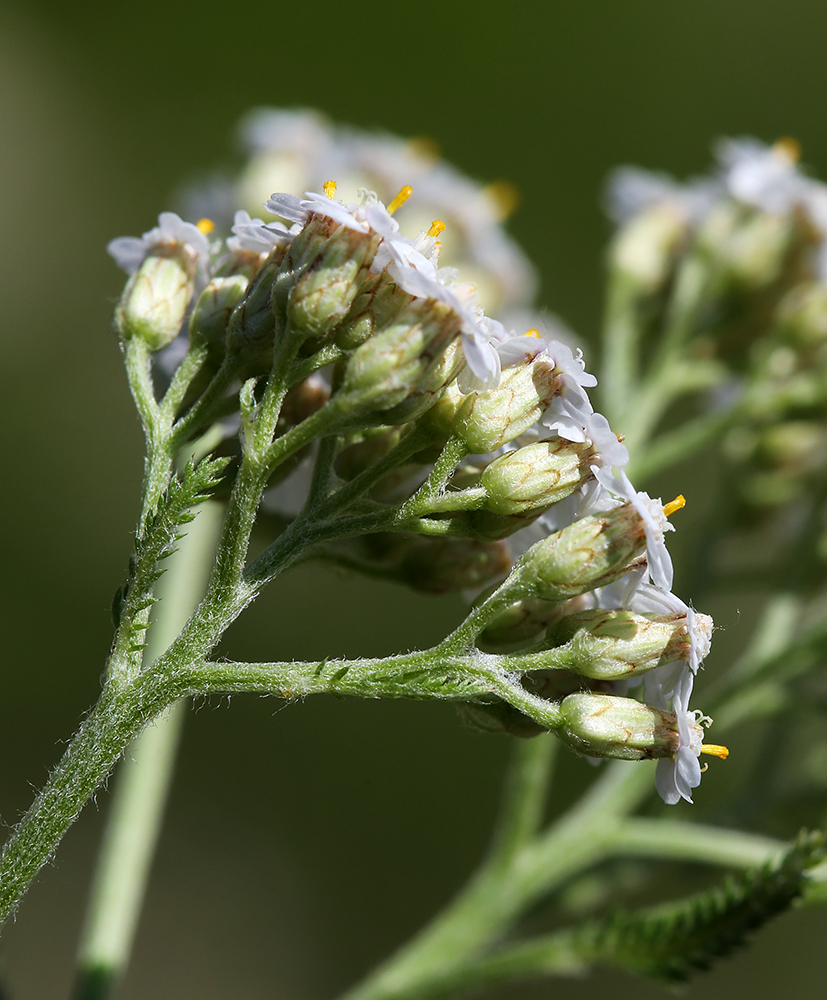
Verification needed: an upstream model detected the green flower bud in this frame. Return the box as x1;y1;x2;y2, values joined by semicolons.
429;357;563;453
338;300;463;416
696;201;801;290
334;273;410;350
558;693;679;760
544;609;695;681
776;282;827;348
610;203;689;292
481;439;593;515
116;246;196;350
274;215;380;341
519;504;647;602
225;253;283;365
335;427;406;482
399;536;512;594
478;594;575;650
189;274;249;346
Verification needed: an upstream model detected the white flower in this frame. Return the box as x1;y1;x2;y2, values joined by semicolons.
716;137;805;215
264;189;383;234
107;212;212;279
591;468;675;592
654;672;727;806
544;405;629;469
606;166;721;226
227;209;297;254
655;671;704;805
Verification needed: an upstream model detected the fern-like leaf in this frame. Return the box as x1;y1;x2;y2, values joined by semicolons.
586;829;826;982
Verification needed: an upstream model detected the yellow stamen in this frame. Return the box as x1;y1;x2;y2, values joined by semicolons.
663;495;686;518
485;180;520;220
196;218;215;235
701;743;729;760
773;137;801;163
525;328;542;339
427;219;446;238
323;180;337;199
387;185;413;215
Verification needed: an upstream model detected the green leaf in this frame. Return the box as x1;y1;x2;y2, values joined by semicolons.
587;830;826;982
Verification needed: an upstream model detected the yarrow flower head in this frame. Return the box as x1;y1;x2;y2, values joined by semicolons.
591;468;681;593
107;212;213;283
655;672;728;805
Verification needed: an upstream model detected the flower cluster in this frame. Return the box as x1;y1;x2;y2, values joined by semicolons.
108;131;723;804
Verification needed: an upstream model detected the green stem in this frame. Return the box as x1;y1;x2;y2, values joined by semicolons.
124;337;160;438
486;737;557;869
600;272;642;428
170;353;244;449
159;341;209;422
72;502;224;1000
612;818;785;869
338;762;652;1000
626;401;743;482
437;568;531;654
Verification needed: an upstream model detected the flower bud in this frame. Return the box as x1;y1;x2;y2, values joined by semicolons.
399;536;512;594
274;215;379;341
609;203;689;292
696;201;801;289
429;357;564;453
337;300;463;416
334;427;406;482
558;693;679;760
189;274;249;346
519;503;647;602
776;282;827;348
334;273;410;350
543;609;695;680
116;246;196;350
225;253;282;365
478;594;570;649
481;439;593;515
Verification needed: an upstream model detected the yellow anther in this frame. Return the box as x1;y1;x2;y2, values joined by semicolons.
526;328;542;339
774;137;801;163
427;219;446;238
663;495;686;518
323;180;337;199
196;218;215;235
387;185;413;215
701;743;729;760
485;180;520;220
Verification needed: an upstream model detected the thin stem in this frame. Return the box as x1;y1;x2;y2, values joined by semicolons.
486;737;557;870
306;435;339;508
612;818;785;869
600;272;642;427
124;337;160;437
170;353;244;448
73;502;224;1000
437;568;531;654
626;401;744;482
312;421;437;520
159;341;209;421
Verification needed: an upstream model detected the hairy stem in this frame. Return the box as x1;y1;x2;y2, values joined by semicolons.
72;502;224;1000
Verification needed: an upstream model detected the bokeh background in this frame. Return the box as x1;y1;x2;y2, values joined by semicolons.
3;0;827;996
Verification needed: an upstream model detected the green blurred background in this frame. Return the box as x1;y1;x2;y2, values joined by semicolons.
3;0;827;996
